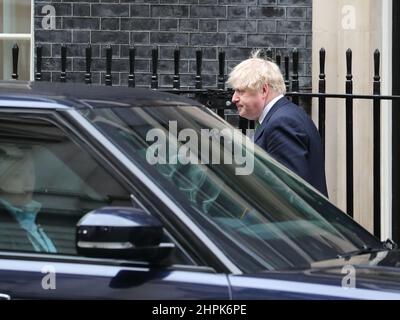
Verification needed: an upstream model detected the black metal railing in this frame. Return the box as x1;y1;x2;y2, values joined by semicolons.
32;43;298;90
12;44;19;80
9;43;400;238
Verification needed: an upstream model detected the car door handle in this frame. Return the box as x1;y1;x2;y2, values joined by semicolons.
0;294;11;300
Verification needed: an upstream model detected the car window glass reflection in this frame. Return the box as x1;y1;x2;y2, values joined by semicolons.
85;106;381;273
0;117;194;265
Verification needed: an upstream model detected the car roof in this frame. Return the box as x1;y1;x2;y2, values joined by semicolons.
0;81;204;110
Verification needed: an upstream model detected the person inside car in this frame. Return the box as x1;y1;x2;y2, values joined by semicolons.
0;145;56;253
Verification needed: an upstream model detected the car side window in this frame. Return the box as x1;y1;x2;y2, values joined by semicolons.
0;116;194;265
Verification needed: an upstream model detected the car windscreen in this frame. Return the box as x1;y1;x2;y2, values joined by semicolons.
79;105;381;273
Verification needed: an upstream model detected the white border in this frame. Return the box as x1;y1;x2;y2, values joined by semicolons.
0;0;34;80
381;0;393;241
0;34;31;40
30;0;34;81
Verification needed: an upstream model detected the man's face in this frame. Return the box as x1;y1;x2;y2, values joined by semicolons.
231;86;267;121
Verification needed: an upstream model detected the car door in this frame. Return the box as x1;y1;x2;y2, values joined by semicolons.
0;254;230;299
0;109;230;299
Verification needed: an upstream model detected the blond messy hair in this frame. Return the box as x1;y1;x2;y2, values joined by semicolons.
227;49;286;95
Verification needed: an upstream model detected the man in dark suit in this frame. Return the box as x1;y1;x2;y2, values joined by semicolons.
227;50;328;197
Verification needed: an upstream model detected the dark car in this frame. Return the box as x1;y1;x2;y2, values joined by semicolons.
0;81;399;300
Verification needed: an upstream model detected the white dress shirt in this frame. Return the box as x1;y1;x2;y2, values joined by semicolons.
258;94;284;126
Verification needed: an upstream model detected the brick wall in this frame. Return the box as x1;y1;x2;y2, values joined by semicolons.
34;0;312;89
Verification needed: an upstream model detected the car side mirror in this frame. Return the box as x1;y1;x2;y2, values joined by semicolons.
76;207;175;263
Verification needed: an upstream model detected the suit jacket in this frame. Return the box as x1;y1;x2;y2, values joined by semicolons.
254;96;328;197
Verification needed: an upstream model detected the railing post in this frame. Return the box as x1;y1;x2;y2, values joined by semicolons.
276;53;281;69
128;46;136;88
35;45;42;81
284;56;290;93
60;43;67;83
373;49;381;238
195;48;202;89
12;44;19;80
237;48;249;133
346;49;354;218
217;49;226;118
319;48;326;149
292;48;299;105
85;44;92;84
266;47;273;60
173;46;180;90
239;117;249;135
105;45;112;86
218;49;225;90
151;46;158;89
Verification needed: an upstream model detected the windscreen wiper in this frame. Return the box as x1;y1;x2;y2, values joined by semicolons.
337;239;398;260
337;245;390;260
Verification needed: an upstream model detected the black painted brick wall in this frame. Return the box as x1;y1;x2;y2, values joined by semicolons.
34;0;312;89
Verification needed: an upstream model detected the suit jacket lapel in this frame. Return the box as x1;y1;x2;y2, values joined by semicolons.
254;96;291;143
